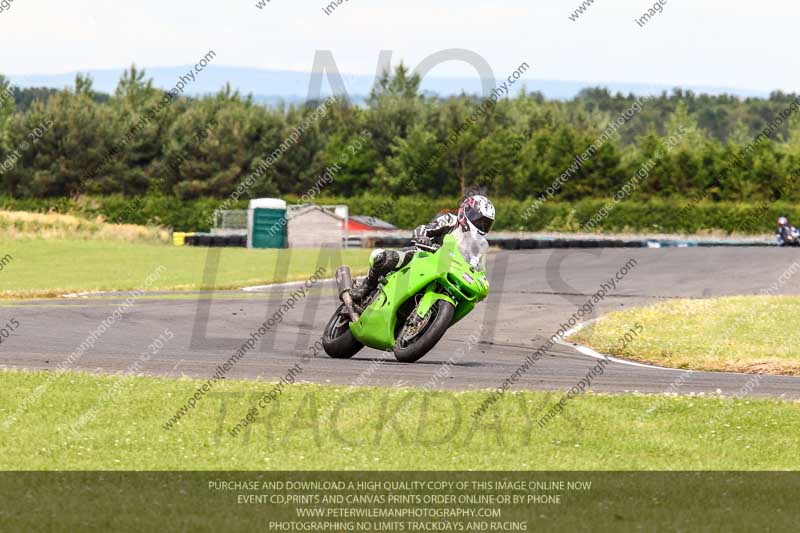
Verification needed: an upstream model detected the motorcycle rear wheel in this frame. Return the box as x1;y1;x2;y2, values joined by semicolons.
322;304;364;359
393;300;455;363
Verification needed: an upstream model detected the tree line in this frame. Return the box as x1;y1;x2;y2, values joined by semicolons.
1;65;800;204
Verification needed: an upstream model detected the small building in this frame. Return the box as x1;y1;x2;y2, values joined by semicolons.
286;204;349;248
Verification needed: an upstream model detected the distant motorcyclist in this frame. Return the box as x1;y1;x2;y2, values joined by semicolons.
349;195;496;302
776;216;800;246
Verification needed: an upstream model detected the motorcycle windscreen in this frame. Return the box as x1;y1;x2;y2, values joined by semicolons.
454;230;489;271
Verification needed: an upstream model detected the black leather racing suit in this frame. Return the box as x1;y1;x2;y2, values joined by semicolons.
350;213;460;301
411;212;460;249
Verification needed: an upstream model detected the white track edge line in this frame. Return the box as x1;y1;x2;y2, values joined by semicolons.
241;277;336;292
557;318;696;372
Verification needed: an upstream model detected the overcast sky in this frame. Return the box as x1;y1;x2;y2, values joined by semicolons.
0;0;796;92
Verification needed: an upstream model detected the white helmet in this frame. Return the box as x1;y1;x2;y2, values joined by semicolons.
458;195;496;237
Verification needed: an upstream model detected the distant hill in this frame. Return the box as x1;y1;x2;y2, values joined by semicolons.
7;65;770;103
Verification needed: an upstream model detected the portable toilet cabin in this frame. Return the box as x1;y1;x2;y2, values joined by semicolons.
247;198;288;248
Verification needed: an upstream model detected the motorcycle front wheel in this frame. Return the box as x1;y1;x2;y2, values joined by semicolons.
322;304;364;359
393;300;455;363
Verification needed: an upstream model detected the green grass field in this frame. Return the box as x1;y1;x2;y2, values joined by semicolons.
0;239;370;298
569;296;800;375
2;370;798;470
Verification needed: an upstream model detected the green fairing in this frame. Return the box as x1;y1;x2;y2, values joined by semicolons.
349;234;490;350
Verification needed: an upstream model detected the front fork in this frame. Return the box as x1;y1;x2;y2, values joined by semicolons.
415;284;457;318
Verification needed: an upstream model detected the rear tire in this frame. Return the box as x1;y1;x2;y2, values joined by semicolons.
322;304;364;359
393;300;455;363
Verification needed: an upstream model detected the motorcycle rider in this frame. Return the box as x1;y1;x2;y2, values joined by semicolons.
776;216;800;246
349;195;496;302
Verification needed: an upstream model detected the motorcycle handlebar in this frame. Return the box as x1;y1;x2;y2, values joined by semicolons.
414;242;439;252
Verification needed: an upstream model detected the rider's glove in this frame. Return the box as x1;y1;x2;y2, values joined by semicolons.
411;225;427;240
413;236;435;249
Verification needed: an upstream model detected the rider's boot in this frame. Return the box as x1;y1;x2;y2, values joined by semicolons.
349;249;400;302
349;268;381;302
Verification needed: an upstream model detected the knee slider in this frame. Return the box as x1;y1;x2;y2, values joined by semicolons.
369;249;386;268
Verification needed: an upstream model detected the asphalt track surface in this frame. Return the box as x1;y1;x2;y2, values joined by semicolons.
4;247;800;399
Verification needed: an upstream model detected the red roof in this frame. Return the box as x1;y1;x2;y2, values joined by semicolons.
347;215;397;232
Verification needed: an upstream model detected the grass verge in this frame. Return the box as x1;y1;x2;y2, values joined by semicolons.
0;239;370;298
0;209;170;242
569;296;800;375
2;370;798;470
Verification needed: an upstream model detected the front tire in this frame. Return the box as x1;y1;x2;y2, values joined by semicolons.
322;304;364;359
393;300;455;363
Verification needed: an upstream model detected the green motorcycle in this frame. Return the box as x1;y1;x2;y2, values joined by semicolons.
322;232;490;363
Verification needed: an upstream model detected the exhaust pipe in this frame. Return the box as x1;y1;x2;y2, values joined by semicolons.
335;266;360;322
